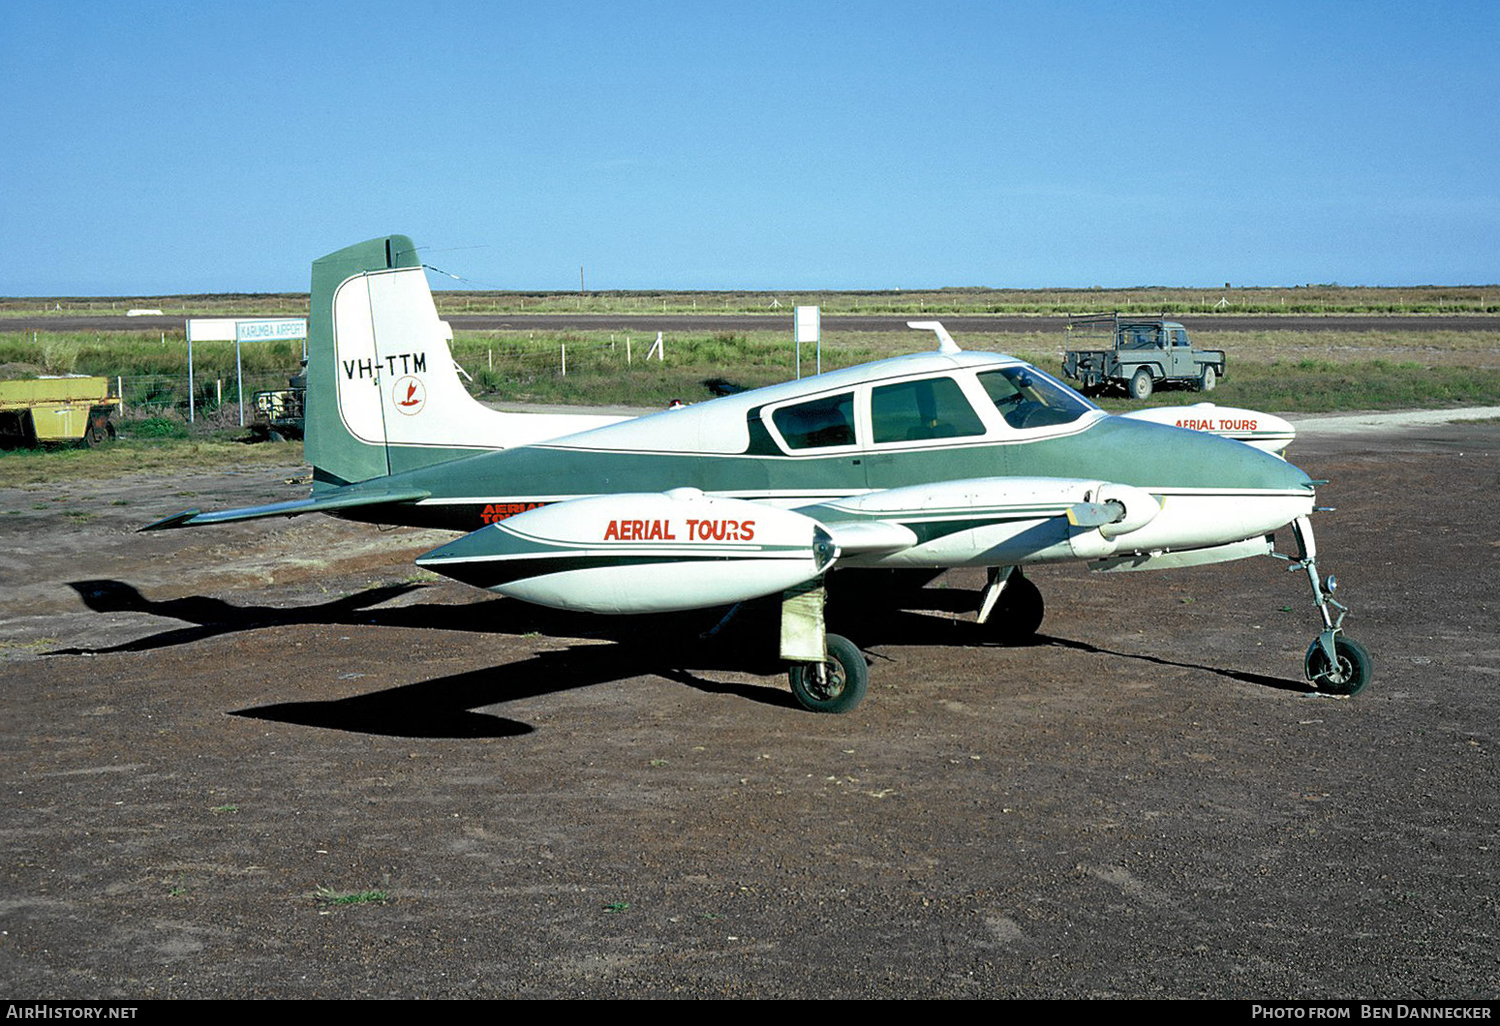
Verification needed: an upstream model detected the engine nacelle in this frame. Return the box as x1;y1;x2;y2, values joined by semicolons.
416;488;835;614
810;476;1160;566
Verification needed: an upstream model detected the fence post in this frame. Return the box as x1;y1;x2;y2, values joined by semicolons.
561;344;567;376
117;376;124;415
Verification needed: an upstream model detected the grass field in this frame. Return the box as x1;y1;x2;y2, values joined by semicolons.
3;324;1498;410
0;435;304;487
1;321;1496;484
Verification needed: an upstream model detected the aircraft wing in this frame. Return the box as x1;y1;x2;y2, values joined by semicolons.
141;486;431;531
795;476;1160;563
413;478;1162;614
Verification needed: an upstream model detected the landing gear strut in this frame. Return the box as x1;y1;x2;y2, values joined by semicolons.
1279;515;1373;695
788;633;869;714
977;566;1045;644
781;579;869;713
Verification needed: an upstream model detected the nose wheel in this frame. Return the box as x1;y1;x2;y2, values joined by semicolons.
1280;515;1374;696
1304;635;1373;696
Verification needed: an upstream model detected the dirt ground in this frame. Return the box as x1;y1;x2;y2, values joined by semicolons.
1;421;1496;999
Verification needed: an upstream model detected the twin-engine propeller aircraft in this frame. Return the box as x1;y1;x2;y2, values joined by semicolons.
146;235;1371;712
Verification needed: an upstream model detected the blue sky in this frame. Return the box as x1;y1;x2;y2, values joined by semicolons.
3;1;1497;293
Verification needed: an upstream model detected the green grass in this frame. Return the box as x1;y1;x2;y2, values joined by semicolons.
0;330;306;378
0;436;304;486
314;887;388;907
0;324;1494;486
1088;359;1500;413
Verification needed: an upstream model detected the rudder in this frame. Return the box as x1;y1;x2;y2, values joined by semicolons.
305;234;634;489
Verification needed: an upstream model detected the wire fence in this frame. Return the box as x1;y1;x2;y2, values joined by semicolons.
464;335;665;386
107;336;666;421
113;372;293;421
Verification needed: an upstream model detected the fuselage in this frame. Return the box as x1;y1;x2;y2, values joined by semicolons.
331;350;1315;569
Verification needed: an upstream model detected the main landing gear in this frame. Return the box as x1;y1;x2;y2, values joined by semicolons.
781;579;871;714
1278;514;1373;696
788;633;869;714
977;566;1044;644
779;567;1044;713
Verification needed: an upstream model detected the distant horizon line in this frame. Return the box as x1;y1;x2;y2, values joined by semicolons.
4;282;1498;301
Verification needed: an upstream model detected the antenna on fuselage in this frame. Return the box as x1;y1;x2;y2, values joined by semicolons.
907;320;962;355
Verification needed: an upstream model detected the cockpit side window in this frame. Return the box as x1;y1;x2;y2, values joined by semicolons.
771;392;856;449
979;367;1095;430
871;376;986;444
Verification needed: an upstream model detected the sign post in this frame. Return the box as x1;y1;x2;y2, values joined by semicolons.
794;305;820;379
186;318;306;424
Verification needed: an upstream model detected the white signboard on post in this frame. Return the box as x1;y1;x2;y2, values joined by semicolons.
235;319;307;343
185;317;307;424
794;305;821;378
794;305;820;344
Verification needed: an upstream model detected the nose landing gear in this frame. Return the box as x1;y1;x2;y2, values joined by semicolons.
1279;514;1373;695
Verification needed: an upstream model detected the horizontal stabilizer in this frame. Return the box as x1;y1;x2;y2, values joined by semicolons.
140;487;430;531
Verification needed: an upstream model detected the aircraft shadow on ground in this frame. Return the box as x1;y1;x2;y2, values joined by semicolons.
1042;636;1310;693
60;577;1306;737
233;640;805;738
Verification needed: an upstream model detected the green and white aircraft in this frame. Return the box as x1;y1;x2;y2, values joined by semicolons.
147;235;1371;712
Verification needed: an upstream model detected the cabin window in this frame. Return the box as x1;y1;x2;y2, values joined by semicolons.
979;367;1094;430
1171;328;1189;347
771;392;856;449
870;377;986;444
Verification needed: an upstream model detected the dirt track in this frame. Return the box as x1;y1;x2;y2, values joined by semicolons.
1;422;1496;999
7;313;1500;334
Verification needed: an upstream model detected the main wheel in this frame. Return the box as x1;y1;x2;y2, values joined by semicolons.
1304;636;1373;696
1199;365;1217;392
788;633;868;714
986;572;1044;644
1129;368;1154;400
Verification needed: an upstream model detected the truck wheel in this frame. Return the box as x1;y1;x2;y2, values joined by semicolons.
1199;366;1217;392
1129;369;1153;400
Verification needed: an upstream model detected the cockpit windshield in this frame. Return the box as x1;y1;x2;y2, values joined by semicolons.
978;366;1097;430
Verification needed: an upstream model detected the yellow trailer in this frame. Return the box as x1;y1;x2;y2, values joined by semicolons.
0;376;117;447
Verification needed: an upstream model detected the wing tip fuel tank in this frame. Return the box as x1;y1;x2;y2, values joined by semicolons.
416;489;836;614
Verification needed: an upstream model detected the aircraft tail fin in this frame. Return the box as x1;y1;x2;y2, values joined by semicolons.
304;235;630;489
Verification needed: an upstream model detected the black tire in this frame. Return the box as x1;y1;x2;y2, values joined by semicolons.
1304;636;1373;696
1199;365;1217;392
1129;369;1153;401
788;633;868;714
84;422;113;447
986;572;1044;644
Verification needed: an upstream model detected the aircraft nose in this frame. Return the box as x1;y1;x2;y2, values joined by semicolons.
1092;416;1316;551
1105;415;1315;493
